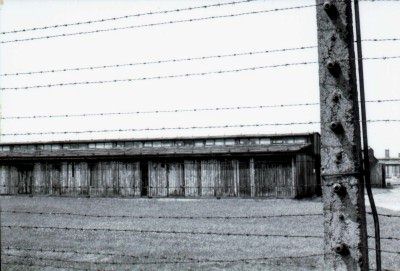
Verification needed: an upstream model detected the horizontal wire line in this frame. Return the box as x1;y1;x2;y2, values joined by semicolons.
368;235;400;241
1;119;399;137
4;247;324;264
368;248;400;255
0;121;321;136
0;60;318;91
0;36;398;76
361;37;400;42
2;55;400;91
1;261;89;271
2;98;399;120
0;45;317;77
367;212;400;218
0;3;320;44
2;253;326;270
1;224;323;239
0;0;260;35
2;209;397;220
2;102;320;120
2;48;398;78
1;210;323;219
0;0;395;35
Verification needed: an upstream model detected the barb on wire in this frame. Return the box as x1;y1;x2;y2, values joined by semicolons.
0;45;317;77
0;3;321;44
0;0;259;35
1;224;323;239
1;209;323;220
1;119;399;137
2;98;399;120
0;60;318;91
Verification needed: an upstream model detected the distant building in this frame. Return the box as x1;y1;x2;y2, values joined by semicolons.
368;148;385;188
0;133;321;198
380;149;400;184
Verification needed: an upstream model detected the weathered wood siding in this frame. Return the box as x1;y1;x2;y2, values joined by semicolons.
295;154;317;197
0;134;321;198
0;161;141;197
184;161;200;196
254;160;293;197
0;156;318;198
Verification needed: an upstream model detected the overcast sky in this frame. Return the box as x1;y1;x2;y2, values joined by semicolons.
0;0;399;158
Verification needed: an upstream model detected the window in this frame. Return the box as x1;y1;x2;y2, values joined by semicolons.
260;138;271;145
205;140;214;146
215;139;224;146
225;139;235;146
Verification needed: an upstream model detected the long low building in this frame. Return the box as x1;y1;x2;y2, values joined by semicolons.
0;133;321;198
379;156;400;185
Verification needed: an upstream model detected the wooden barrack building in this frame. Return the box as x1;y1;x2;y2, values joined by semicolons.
0;133;321;198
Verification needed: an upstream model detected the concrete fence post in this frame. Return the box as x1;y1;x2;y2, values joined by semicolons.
316;0;369;270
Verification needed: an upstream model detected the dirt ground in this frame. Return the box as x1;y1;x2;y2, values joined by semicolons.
0;193;399;270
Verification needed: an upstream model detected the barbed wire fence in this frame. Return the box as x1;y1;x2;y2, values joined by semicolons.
0;0;399;270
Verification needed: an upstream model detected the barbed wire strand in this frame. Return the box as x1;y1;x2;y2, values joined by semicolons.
0;3;321;44
1;209;323;219
0;60;318;91
368;235;400;242
0;121;320;136
1;98;399;120
1;224;324;239
0;0;260;35
368;248;400;255
0;0;397;35
2;253;325;271
0;45;317;77
1;209;398;220
2;55;400;91
2;50;399;79
1;119;399;137
3;247;325;264
367;212;400;218
1;261;89;271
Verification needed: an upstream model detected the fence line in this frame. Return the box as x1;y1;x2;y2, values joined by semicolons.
0;0;260;35
0;45;317;77
0;0;396;35
2;209;397;220
0;60;318;91
1;119;398;137
2;252;325;271
3;247;325;264
1;224;323;239
2;55;400;91
1;210;323;220
1;98;399;120
0;3;321;44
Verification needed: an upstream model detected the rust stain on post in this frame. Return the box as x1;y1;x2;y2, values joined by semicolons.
316;0;368;270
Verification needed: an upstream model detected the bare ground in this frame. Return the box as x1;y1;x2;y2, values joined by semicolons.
0;192;399;271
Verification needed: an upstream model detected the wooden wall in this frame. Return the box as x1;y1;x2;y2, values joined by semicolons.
295;154;318;197
0;155;319;198
0;161;141;197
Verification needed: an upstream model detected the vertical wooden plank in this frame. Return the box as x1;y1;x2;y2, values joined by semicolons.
249;158;255;197
184;160;199;197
